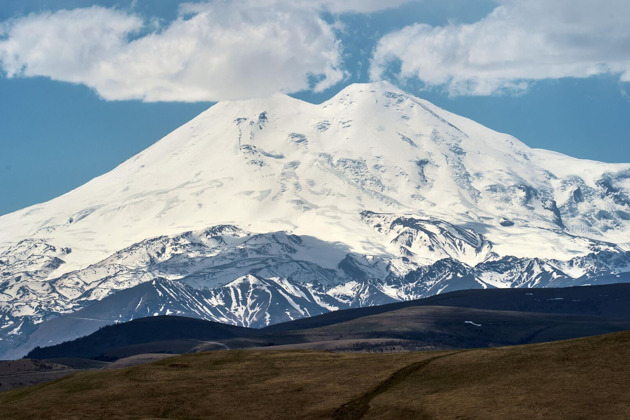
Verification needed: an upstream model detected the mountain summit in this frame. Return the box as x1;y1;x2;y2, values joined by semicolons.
1;82;629;358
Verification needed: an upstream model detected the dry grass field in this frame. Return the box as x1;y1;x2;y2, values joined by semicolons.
0;360;77;392
2;330;630;419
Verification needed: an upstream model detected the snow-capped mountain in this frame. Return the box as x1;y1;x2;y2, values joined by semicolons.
1;82;629;358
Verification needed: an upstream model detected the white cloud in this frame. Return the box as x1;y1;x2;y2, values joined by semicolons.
0;2;346;101
0;7;142;82
180;0;418;15
370;0;630;95
307;0;416;14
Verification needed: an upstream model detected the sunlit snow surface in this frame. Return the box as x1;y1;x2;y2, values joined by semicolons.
1;82;629;357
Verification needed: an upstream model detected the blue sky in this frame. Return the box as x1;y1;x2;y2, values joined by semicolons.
1;0;630;216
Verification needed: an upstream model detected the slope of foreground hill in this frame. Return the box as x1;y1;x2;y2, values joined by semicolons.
2;331;629;419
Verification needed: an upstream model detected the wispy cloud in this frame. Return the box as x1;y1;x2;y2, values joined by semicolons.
370;0;630;95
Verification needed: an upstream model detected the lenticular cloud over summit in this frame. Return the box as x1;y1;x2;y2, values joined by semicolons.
0;83;629;358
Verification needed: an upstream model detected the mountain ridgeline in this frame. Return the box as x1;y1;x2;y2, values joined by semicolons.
1;82;629;359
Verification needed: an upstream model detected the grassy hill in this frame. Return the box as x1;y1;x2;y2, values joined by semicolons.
27;315;253;360
218;305;630;352
3;330;630;418
263;282;630;333
26;283;630;360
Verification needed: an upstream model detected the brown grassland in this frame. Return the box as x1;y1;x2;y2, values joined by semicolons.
1;330;630;419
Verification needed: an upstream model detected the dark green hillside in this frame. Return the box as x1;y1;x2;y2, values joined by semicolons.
263;281;630;333
26;283;630;360
27;316;253;360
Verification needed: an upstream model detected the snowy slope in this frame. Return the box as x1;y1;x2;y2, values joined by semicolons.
1;82;630;357
2;82;629;274
2;224;628;358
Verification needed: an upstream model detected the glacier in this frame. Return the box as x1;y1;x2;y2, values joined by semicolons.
1;81;629;358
